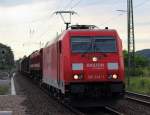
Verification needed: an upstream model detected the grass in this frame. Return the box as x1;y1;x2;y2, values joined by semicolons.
0;85;9;95
126;76;150;95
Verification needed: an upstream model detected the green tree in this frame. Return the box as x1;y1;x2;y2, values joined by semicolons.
123;50;149;68
0;43;14;70
123;50;149;76
135;55;149;67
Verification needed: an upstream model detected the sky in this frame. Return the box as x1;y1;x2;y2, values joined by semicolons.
0;0;150;60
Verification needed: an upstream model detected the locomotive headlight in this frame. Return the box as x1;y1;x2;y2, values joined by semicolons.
73;74;79;80
112;74;118;79
92;57;98;62
73;74;83;80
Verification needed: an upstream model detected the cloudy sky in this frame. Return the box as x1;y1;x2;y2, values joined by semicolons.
0;0;150;60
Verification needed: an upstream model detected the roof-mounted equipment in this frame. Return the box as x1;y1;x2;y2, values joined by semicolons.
70;25;98;29
105;27;109;29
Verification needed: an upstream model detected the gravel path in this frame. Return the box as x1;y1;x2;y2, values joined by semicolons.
13;73;75;115
0;95;26;115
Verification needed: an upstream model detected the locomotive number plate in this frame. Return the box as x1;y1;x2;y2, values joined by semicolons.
86;63;104;69
87;74;105;79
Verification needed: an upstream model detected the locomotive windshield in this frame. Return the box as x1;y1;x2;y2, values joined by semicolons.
71;36;117;53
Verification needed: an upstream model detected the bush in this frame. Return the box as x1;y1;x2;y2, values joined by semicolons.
126;67;143;76
0;85;9;95
127;77;150;95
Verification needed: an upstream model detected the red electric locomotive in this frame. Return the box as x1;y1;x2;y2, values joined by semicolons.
42;25;125;103
19;25;125;106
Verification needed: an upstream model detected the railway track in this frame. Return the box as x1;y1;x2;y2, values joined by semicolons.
77;106;123;115
105;106;124;115
41;85;124;115
125;91;150;106
20;74;150;115
26;76;125;115
62;103;85;115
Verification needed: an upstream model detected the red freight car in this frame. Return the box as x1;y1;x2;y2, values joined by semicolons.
42;25;125;100
29;49;43;80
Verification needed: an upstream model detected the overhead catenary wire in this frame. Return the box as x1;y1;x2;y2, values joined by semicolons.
99;13;125;27
0;0;63;28
101;0;149;26
135;0;150;8
31;1;68;40
64;0;75;10
29;1;127;53
34;25;52;40
99;0;150;27
28;0;64;40
97;0;125;26
36;0;79;45
35;0;102;47
18;0;65;51
70;0;82;9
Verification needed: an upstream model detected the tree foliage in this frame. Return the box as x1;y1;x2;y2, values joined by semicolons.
0;43;14;70
123;50;150;76
123;50;149;67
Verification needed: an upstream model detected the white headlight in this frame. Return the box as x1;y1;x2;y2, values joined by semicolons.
92;57;98;62
112;74;118;79
73;74;79;80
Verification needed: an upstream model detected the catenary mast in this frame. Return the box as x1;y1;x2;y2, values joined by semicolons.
127;0;135;86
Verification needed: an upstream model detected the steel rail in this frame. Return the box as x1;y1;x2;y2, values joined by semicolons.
61;102;85;115
126;91;150;99
125;91;150;106
105;106;124;115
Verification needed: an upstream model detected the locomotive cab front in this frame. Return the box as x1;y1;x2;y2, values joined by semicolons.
62;26;125;99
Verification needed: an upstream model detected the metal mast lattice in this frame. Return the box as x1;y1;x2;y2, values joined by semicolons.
127;0;135;86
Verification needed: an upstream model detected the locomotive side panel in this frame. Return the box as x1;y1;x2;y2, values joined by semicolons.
43;42;60;89
117;36;125;82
